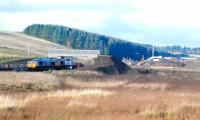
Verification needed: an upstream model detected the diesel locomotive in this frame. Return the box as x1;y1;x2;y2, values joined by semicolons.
27;57;82;71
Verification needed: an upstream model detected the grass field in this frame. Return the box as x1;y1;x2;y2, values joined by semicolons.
0;31;65;57
0;70;200;120
0;47;28;57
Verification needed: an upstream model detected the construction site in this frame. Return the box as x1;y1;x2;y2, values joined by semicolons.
1;31;199;73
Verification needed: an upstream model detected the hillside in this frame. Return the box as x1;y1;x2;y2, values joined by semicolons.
24;24;159;60
0;31;65;57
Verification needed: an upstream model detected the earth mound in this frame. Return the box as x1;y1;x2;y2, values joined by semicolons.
91;55;130;74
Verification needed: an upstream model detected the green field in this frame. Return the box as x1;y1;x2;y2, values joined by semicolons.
0;47;42;63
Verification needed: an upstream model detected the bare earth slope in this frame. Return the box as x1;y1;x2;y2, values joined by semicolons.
0;31;65;57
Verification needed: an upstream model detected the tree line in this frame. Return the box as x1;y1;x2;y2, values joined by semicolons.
23;24;185;60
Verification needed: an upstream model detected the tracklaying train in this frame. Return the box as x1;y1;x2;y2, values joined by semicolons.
27;57;83;71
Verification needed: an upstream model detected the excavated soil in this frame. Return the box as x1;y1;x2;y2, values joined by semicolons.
90;56;130;74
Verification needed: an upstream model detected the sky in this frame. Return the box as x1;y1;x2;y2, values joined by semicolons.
1;0;200;47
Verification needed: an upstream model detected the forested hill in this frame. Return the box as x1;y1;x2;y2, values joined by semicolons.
23;24;173;60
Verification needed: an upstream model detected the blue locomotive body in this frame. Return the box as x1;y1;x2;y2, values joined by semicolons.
27;57;80;71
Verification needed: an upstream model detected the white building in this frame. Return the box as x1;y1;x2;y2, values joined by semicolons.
48;49;100;59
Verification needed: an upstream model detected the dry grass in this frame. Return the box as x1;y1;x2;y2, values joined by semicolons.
0;72;60;91
54;70;104;78
0;71;125;91
125;83;169;91
0;70;200;120
0;89;114;109
64;77;126;88
140;105;160;115
43;89;114;98
67;70;104;76
67;98;97;108
0;96;25;109
130;91;200;119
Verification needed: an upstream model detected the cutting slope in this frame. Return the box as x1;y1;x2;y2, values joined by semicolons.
0;31;65;57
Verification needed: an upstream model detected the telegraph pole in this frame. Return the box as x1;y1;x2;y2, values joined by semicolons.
27;43;30;57
136;53;139;62
152;45;155;57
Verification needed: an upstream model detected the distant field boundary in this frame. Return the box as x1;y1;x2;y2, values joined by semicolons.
0;56;37;64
